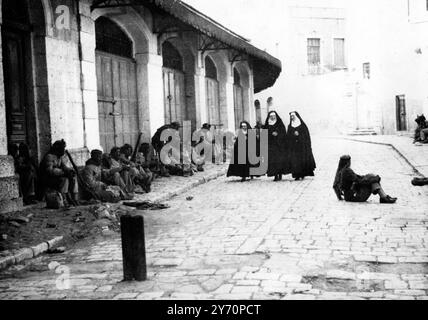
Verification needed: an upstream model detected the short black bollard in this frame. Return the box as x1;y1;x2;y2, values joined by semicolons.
120;214;147;281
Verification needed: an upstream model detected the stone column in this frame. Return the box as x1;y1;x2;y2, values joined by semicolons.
225;76;235;132
79;2;101;152
194;58;207;128
135;53;164;138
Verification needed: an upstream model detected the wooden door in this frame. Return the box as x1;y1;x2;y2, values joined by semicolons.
163;67;185;125
205;78;220;125
2;29;28;146
234;85;244;129
96;51;139;153
396;95;407;131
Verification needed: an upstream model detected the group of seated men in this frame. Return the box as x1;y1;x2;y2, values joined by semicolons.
8;121;214;207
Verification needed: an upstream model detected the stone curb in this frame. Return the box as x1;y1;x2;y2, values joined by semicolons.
331;137;426;178
0;236;63;271
0;168;227;271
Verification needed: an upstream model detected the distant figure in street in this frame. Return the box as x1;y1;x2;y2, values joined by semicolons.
39;139;79;206
286;111;316;181
414;114;428;144
81;150;121;203
333;155;397;204
227;121;253;182
263;111;289;181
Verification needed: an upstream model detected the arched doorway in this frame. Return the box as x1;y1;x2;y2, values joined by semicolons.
233;68;244;129
205;56;220;126
2;0;33;150
95;17;139;153
162;41;185;125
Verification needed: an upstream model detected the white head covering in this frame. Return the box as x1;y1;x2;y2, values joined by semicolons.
290;112;302;128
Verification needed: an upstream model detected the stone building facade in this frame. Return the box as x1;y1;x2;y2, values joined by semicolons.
346;0;428;134
0;0;281;213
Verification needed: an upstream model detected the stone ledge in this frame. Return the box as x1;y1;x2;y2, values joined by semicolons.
0;236;63;271
0;175;20;201
0;156;15;178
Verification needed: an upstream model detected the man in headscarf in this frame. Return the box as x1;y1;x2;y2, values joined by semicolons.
286;111;316;180
263;111;289;181
120;144;152;193
151;122;181;177
102;147;134;196
39;139;78;206
227;121;253;182
333;155;397;204
81;150;122;203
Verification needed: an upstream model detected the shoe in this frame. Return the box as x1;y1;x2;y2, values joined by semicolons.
274;175;280;182
241;177;247;182
380;196;397;204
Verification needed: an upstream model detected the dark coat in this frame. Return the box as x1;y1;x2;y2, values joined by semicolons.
263;112;289;176
340;168;381;202
227;123;253;178
286;112;316;178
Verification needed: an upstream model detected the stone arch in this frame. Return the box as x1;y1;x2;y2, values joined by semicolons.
234;61;253;123
92;7;152;55
162;38;197;130
204;52;231;128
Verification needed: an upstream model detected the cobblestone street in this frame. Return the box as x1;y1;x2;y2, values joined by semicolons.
0;138;427;300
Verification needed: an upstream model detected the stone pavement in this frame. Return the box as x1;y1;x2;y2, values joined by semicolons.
0;138;427;300
334;135;428;177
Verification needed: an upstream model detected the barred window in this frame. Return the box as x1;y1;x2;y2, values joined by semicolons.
307;38;321;65
95;17;133;58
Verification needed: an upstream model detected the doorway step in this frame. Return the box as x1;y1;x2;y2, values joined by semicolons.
347;128;377;136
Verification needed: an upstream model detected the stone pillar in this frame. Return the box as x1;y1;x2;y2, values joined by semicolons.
194;58;207;128
247;68;256;125
0;23;7;156
79;1;101;152
225;76;235;132
135;53;164;138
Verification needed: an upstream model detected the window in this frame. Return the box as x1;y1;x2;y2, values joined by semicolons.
307;38;320;65
363;62;370;79
334;38;345;67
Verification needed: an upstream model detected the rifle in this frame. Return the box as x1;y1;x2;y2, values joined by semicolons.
65;150;100;201
131;132;143;163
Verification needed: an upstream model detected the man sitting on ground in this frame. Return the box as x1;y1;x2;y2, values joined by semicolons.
102;147;134;196
120;144;152;193
414;115;428;144
81;150;125;203
151;122;181;177
39;139;79;206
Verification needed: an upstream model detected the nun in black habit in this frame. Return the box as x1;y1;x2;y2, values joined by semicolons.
263;111;289;181
227;121;253;182
286;111;316;180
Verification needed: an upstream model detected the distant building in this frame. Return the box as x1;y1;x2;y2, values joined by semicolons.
347;0;428;134
256;0;354;134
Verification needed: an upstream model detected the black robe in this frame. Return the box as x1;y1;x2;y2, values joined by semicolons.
286;113;316;179
263;112;289;176
227;132;251;178
227;122;256;178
